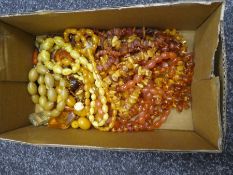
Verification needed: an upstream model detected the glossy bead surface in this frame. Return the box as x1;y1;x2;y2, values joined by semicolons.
78;117;91;130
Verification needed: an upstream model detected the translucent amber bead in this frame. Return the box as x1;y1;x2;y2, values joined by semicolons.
66;95;76;107
48;112;76;129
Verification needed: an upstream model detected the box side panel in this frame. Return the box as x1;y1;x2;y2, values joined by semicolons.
0;21;34;81
0;126;216;151
193;5;222;81
192;78;220;148
0;2;223;151
0;3;220;34
0;82;34;133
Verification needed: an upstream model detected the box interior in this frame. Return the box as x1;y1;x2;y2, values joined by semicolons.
0;2;223;151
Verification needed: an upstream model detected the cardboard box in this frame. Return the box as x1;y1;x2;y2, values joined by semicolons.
0;1;226;152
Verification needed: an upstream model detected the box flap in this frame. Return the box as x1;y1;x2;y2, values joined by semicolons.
192;78;221;149
0;1;224;152
0;82;34;133
0;2;221;34
193;4;222;81
0;126;217;151
0;21;34;81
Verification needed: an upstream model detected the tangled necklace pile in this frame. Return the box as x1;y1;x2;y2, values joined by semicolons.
27;28;194;131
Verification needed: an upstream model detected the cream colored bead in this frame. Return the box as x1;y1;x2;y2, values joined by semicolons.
103;113;109;120
31;94;39;104
28;68;39;82
95;80;102;88
90;101;95;107
45;61;54;70
89;115;94;122
57;101;65;111
79;57;89;65
102;104;108;113
76;89;83;96
46;38;54;45
57;95;63;103
36;35;46;44
62;68;72;76
44;73;54;88
37;53;43;63
90;107;95;115
98;120;105;127
70;50;80;59
39;96;47;108
71;63;80;73
89;87;95;94
93;73;97;79
40;38;54;51
92;121;98;127
91;94;96;100
53;74;61;81
99;88;105;96
75;58;80;64
35;42;40;49
27;82;37;95
51;109;60;117
59;79;67;87
40;50;50;63
53;64;62;74
100;96;107;104
87;64;93;71
74;102;84;111
47;88;57;102
44;101;54;111
56;86;62;93
53;45;61;51
54;36;65;47
73;74;83;81
38;75;45;85
64;43;72;53
38;84;47;96
37;65;48;75
60;89;69;100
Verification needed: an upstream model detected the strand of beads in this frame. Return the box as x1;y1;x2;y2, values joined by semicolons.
94;27;194;132
37;36;81;77
27;65;67;118
88;50;112;129
64;29;115;130
73;67;92;118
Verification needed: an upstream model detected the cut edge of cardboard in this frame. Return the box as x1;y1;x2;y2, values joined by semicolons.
0;1;224;17
0;1;225;152
0;137;221;153
0;126;219;152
